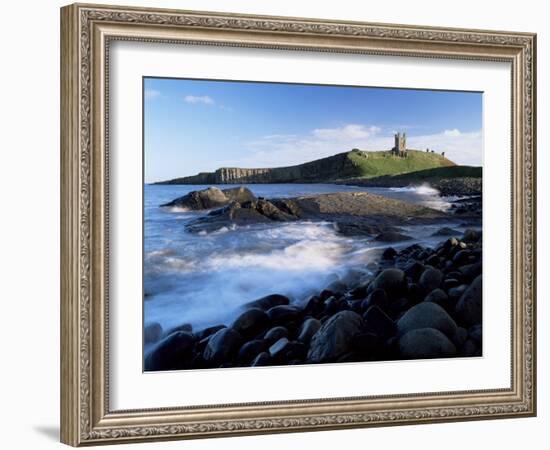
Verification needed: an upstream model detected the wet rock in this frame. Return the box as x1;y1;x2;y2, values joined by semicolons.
325;280;347;296
236;339;267;365
468;324;482;344
161;186;233;210
404;261;425;281
452;249;471;265
418;267;444;293
144;331;195;371
263;326;289;345
458;262;482;281
245;294;290;310
462;228;482;243
374;231;413;242
371;268;408;299
297;318;322;344
398;328;457;359
251;352;272;367
361;288;389;312
432;227;461;237
452;327;468;348
455;275;482;326
203;328;243;364
448;284;468;300
442;278;460;291
424;288;452;312
144;322;163;344
164;323;192;337
397;302;458;338
267;305;302;325
425;254;440;267
231;308;269;339
195;324;226;341
307;311;364;363
269;337;291;360
382;247;398;260
363;305;397;338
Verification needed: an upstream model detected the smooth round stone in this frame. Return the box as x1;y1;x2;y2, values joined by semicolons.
419;267;444;293
231;308;269;339
307;311;364;363
144;331;195;371
398;328;457;359
397;302;458;338
371;268;407;299
203;328;243;363
455;275;482;326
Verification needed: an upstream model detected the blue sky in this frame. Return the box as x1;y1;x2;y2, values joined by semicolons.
144;77;483;183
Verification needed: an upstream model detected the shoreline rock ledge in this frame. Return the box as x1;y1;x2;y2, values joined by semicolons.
162;185;450;235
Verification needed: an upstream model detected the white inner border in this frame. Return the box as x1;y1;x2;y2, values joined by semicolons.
109;41;511;411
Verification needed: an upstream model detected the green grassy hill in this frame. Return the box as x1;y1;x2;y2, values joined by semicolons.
346;149;455;179
156;149;456;184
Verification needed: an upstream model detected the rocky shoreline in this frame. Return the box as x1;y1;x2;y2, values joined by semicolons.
144;227;483;371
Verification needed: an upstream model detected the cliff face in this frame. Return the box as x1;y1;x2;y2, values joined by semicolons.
155;149;455;185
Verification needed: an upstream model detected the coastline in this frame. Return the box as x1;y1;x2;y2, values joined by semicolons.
144;184;482;371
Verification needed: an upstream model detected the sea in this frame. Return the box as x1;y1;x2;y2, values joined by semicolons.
144;183;472;335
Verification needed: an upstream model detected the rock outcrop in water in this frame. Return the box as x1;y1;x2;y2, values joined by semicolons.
144;228;483;371
161;186;256;210
174;187;449;234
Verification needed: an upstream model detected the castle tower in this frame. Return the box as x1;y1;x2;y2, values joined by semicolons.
393;132;407;157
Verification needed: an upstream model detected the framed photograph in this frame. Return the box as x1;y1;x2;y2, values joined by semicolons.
60;3;536;446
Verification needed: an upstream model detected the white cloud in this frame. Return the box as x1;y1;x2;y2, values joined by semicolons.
184;95;215;105
312;124;380;141
144;89;161;100
216;124;482;169
443;128;462;137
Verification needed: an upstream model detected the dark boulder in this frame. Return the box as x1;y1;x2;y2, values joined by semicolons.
236;339;267;365
370;268;408;299
245;294;290;311
398;328;457;359
251;352;272;367
457;262;482;281
269;337;291;360
418;267;444;293
468;324;483;344
164;323;192;337
382;247;398;260
404;261;426;281
144;331;195;371
307;311;364;363
455;275;482;326
462;228;482;243
361;288;389;312
263;326;289;345
363;305;397;338
231;308;270;339
397;302;458;338
297;318;322;344
203;328;243;364
144;322;163;344
448;284;468;300
195;324;226;341
267;305;302;326
424;288;453;312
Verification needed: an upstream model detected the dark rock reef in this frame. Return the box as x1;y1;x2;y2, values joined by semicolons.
144;228;483;371
181;188;448;235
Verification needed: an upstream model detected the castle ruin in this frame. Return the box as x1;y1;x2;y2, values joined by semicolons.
392;132;407;157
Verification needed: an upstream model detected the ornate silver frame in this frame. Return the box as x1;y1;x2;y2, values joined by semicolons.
60;3;536;446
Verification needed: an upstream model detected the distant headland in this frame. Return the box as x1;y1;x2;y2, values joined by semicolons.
154;133;456;185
